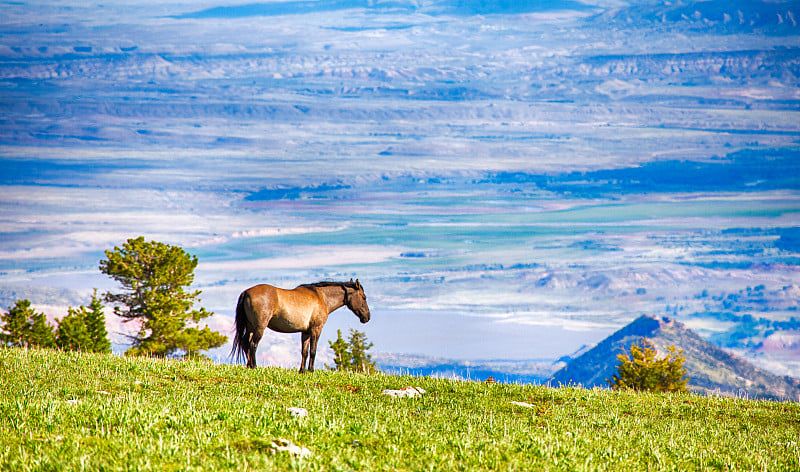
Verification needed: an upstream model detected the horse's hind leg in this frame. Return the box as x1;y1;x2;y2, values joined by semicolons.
299;331;311;373
247;332;262;369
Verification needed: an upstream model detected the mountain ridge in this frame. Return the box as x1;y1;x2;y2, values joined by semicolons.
550;315;800;401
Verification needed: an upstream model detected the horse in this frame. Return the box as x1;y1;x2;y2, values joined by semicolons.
231;279;370;372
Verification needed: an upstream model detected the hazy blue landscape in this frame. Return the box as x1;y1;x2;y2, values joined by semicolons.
1;0;798;380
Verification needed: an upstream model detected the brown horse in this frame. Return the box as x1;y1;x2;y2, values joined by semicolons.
231;279;370;372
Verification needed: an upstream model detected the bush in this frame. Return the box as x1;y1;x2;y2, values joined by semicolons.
608;338;689;393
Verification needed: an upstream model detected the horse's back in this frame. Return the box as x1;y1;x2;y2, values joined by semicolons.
244;284;322;333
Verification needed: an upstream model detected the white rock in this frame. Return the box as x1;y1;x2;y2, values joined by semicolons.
270;438;312;458
287;407;309;417
510;401;535;408
381;386;426;398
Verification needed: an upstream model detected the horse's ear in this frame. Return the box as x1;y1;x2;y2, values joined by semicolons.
355;279;362;290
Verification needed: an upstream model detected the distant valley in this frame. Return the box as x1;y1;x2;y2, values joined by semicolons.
1;0;798;375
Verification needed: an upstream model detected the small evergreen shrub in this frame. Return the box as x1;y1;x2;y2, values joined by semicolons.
608;338;689;393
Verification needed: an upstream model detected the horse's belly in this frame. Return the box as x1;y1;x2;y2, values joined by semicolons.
268;310;310;333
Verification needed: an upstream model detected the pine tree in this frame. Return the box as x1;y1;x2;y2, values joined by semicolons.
0;299;55;348
56;307;92;351
348;329;377;374
174;326;227;359
328;329;352;371
83;289;111;353
28;310;55;348
56;291;111;353
327;328;377;373
1;300;31;347
608;338;689;393
100;237;226;358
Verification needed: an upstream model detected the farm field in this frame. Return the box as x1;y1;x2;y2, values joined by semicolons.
1;348;798;471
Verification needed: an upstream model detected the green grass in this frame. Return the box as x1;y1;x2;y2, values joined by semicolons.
1;348;798;471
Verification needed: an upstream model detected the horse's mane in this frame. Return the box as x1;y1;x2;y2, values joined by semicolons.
298;280;357;290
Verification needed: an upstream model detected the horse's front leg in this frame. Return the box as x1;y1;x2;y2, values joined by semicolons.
308;331;321;373
299;331;311;373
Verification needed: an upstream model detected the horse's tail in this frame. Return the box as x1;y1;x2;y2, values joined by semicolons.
230;291;249;364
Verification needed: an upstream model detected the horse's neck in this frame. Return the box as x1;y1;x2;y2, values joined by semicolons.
316;285;346;314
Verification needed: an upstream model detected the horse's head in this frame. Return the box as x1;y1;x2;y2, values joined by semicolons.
345;279;370;323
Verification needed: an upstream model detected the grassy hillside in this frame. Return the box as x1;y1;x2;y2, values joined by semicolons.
1;348;798;471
